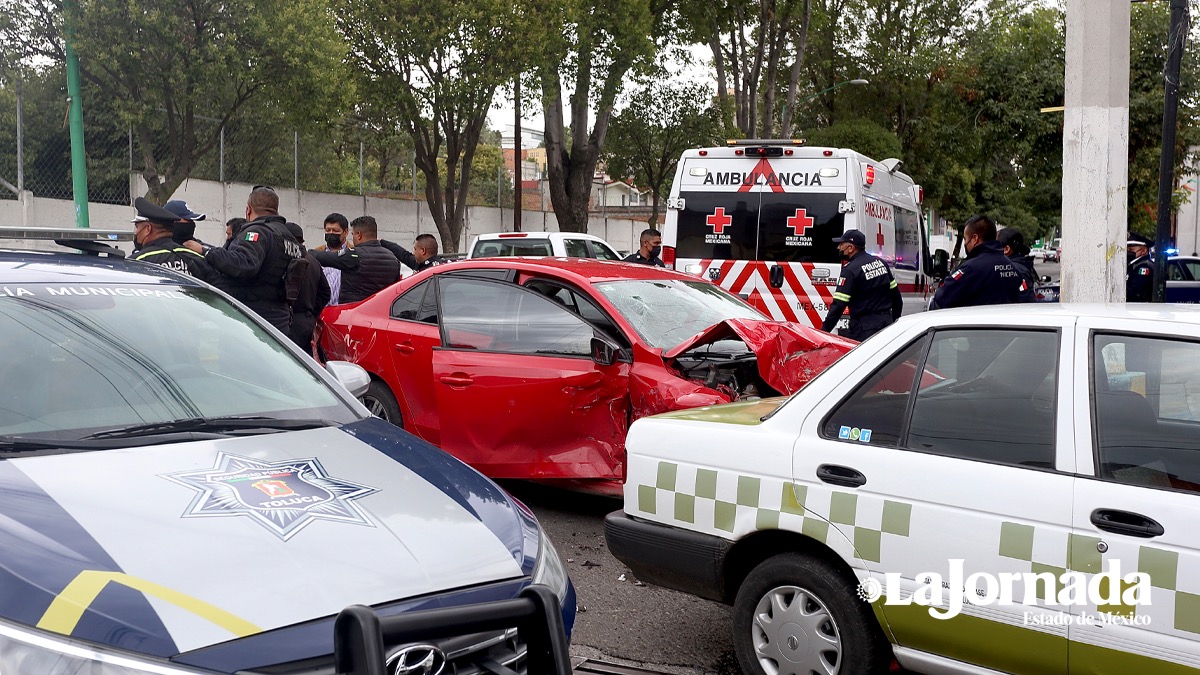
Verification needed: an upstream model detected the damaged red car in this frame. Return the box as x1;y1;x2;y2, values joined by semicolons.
317;258;853;495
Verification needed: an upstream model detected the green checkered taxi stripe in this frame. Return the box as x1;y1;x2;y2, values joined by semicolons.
638;461;911;564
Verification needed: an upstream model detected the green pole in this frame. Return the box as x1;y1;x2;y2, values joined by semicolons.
64;0;90;228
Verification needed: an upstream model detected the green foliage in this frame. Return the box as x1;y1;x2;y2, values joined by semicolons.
803;119;903;161
603;81;723;224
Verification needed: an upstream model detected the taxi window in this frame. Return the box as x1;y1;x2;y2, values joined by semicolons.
906;330;1057;469
821;338;926;446
1093;334;1200;494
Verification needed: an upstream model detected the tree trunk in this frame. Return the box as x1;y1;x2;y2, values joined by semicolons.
781;0;811;137
649;191;661;227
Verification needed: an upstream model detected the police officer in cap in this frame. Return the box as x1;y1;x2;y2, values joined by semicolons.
821;229;903;340
1126;234;1154;302
130;197;215;283
182;186;304;333
930;214;1023;309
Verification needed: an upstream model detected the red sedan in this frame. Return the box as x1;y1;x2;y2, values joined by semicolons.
317;258;853;494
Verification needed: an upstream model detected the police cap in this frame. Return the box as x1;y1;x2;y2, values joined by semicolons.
132;197;182;229
832;229;866;248
1126;234;1152;247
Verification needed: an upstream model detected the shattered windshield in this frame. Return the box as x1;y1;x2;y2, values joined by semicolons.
594;279;765;350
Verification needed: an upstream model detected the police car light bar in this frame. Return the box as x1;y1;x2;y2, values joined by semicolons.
0;226;134;259
726;139;806;146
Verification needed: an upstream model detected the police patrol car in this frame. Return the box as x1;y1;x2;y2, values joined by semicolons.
607;304;1200;674
661;140;932;329
0;227;573;675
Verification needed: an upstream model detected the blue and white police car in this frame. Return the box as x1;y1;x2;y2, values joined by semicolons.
0;227;574;675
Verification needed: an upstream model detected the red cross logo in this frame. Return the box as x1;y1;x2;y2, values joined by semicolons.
877;224;886;247
707;207;732;234
786;208;814;236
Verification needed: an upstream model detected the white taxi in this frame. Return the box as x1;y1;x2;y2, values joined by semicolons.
606;304;1200;675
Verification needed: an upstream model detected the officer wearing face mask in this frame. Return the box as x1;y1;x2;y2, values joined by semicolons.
1126;234;1154;302
820;229;903;340
130;197;215;282
623;228;666;267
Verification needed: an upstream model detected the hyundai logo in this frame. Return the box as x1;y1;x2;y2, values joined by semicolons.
386;644;446;675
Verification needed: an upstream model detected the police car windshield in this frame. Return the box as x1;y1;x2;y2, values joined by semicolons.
594;279;764;349
0;283;357;444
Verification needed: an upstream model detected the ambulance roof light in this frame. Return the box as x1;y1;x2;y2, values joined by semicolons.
865;165;875;185
725;139;806;146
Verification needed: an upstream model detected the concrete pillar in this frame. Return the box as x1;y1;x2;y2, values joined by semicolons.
1061;0;1130;302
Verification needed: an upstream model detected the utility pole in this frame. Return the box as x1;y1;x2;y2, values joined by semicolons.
64;0;90;227
1153;0;1189;302
1060;0;1129;301
514;76;522;232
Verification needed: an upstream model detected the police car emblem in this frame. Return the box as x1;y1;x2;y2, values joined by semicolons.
163;453;378;540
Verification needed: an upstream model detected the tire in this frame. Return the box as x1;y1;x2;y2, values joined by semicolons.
733;553;887;675
360;379;403;428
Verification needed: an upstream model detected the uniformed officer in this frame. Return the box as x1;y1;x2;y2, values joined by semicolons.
130;197;215;282
182;186;304;333
1126;235;1154;302
623;229;667;267
820;229;903;340
997;228;1037;303
930;214;1023;309
381;233;451;273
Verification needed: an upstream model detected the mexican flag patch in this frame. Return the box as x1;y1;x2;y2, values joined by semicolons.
1138;268;1151;276
244;232;260;242
950;269;964;280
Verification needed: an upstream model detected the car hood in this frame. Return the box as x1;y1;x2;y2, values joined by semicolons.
0;419;529;660
662;318;856;394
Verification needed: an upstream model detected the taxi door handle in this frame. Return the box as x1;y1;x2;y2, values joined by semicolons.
1090;509;1165;538
395;341;416;355
438;374;474;387
816;464;866;488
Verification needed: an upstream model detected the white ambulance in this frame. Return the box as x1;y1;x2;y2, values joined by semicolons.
662;140;931;328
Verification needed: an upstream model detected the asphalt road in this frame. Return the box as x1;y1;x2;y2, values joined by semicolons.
499;481;739;675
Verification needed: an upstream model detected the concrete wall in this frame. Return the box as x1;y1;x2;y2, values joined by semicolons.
0;176;648;255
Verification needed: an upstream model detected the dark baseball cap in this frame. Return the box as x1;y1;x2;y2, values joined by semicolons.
285;222;305;245
164;200;207;221
131;197;182;228
832;229;866;247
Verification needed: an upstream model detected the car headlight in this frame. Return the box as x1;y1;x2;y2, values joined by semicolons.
531;529;569;602
683;263;703;275
0;618;213;674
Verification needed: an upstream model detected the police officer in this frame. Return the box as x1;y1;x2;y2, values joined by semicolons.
381;233;451;273
182;186;304;333
930;215;1023;309
1126;235;1154;302
285;222;331;352
623;228;667;267
997;228;1037;303
820;229;903;340
310;215;401;304
130;197;215;282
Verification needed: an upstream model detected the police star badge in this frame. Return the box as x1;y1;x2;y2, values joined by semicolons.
163;453;379;540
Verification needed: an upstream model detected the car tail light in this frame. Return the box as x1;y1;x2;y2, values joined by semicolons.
662;246;676;268
498;233;529;238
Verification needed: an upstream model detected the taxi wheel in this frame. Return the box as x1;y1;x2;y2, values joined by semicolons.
361;380;403;428
733;553;887;675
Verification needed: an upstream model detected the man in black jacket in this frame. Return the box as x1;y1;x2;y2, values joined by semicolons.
1126;235;1154;302
182;186;305;333
310;215;401;304
130;197;215;283
820;229;903;340
285;223;331;352
930;215;1023;309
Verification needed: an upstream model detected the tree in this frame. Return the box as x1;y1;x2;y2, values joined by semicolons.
539;0;668;234
339;0;537;252
603;82;723;225
5;0;350;204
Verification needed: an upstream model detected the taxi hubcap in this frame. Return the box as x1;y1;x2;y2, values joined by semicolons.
751;585;841;675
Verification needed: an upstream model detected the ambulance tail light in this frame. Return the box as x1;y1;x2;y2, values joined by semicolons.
865;165;875;186
823;150;833;157
662;246;676;269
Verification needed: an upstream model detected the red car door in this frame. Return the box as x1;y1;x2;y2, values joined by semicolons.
432;276;630;481
382;279;442;443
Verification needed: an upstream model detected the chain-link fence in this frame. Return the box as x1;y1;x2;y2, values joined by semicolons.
2;67;545;211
